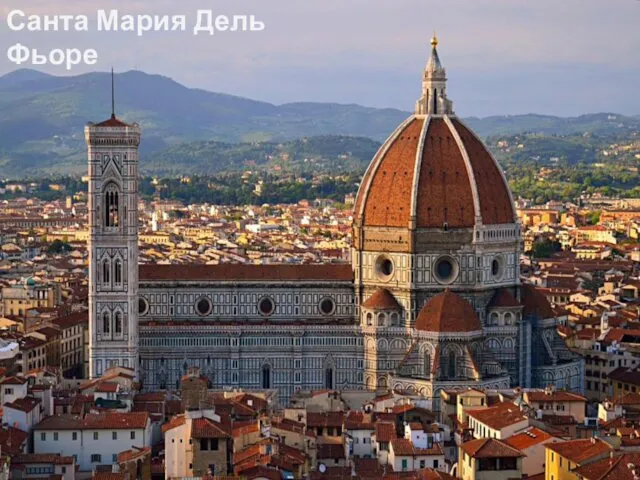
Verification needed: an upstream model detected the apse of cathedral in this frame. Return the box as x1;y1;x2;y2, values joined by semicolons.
85;37;583;408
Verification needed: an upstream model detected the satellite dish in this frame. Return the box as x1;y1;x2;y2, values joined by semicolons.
319;464;326;473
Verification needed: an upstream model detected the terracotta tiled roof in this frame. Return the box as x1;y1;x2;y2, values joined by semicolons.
306;411;344;428
609;367;640;387
0;426;28;456
35;414;84;431
504;427;554;450
344;411;375;430
488;288;521;308
162;415;186;433
83;412;149;430
4;396;41;413
139;263;353;282
117;446;150;463
191;417;231;438
546;438;612;464
460;437;524;458
0;376;27;385
94;115;130;128
12;453;74;465
521;284;555;319
525;390;587;403
362;288;402;310
415;290;482;333
374;421;397;442
355;117;514;229
466;402;527;431
390;438;443;456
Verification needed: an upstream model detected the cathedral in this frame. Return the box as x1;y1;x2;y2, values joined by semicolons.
86;37;583;409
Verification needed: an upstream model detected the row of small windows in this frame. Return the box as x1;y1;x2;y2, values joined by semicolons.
139;336;361;348
139;295;337;317
365;312;400;327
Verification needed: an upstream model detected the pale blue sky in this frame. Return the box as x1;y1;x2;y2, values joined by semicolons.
1;0;639;116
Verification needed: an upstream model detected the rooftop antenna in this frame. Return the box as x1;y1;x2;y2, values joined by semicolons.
111;67;115;119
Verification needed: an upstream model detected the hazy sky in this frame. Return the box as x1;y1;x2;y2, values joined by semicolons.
1;0;639;116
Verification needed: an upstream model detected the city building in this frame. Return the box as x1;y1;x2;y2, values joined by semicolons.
86;36;583;407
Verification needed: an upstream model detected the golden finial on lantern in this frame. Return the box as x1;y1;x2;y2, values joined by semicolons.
431;32;439;48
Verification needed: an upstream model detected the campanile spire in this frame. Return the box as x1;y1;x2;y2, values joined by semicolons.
415;34;454;115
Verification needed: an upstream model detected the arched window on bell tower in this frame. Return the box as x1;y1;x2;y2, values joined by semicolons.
102;311;111;336
102;259;110;285
104;183;120;228
114;312;123;336
114;260;122;286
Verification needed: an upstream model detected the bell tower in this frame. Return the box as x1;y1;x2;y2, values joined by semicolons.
86;71;141;378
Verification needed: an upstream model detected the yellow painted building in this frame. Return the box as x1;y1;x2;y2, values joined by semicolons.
545;438;611;480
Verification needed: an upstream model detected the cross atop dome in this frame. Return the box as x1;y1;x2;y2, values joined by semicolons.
415;34;454;116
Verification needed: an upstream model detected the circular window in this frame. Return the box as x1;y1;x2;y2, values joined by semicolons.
375;256;394;280
138;297;149;315
434;256;457;284
492;256;504;279
258;296;275;316
195;297;212;316
319;297;335;316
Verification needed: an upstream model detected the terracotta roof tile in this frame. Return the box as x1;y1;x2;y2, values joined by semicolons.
361;118;424;227
415;118;476;228
488;288;521;308
94;115;130;128
453;119;514;224
546;438;612;464
191;417;231;438
504;427;554;450
362;288;402;310
83;412;149;430
521;284;555;319
466;402;527;430
415;290;481;333
374;422;397;442
460;438;524;458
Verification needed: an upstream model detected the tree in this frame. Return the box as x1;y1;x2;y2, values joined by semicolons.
48;239;72;254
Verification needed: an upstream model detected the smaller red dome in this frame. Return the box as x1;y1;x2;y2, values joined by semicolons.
362;288;402;310
415;290;482;333
520;284;554;319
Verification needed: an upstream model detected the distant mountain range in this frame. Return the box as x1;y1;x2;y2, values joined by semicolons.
0;69;638;177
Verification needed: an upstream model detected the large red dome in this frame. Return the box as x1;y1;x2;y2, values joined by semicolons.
354;116;515;229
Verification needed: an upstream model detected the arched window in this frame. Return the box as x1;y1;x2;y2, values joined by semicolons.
424;353;431;377
262;365;271;389
390;313;399;327
377;313;385;327
104;184;120;227
490;312;499;326
433;88;438;114
366;313;373;326
504;312;513;325
102;260;110;285
114;312;123;335
114;260;122;285
325;368;334;389
102;312;111;335
447;350;456;379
